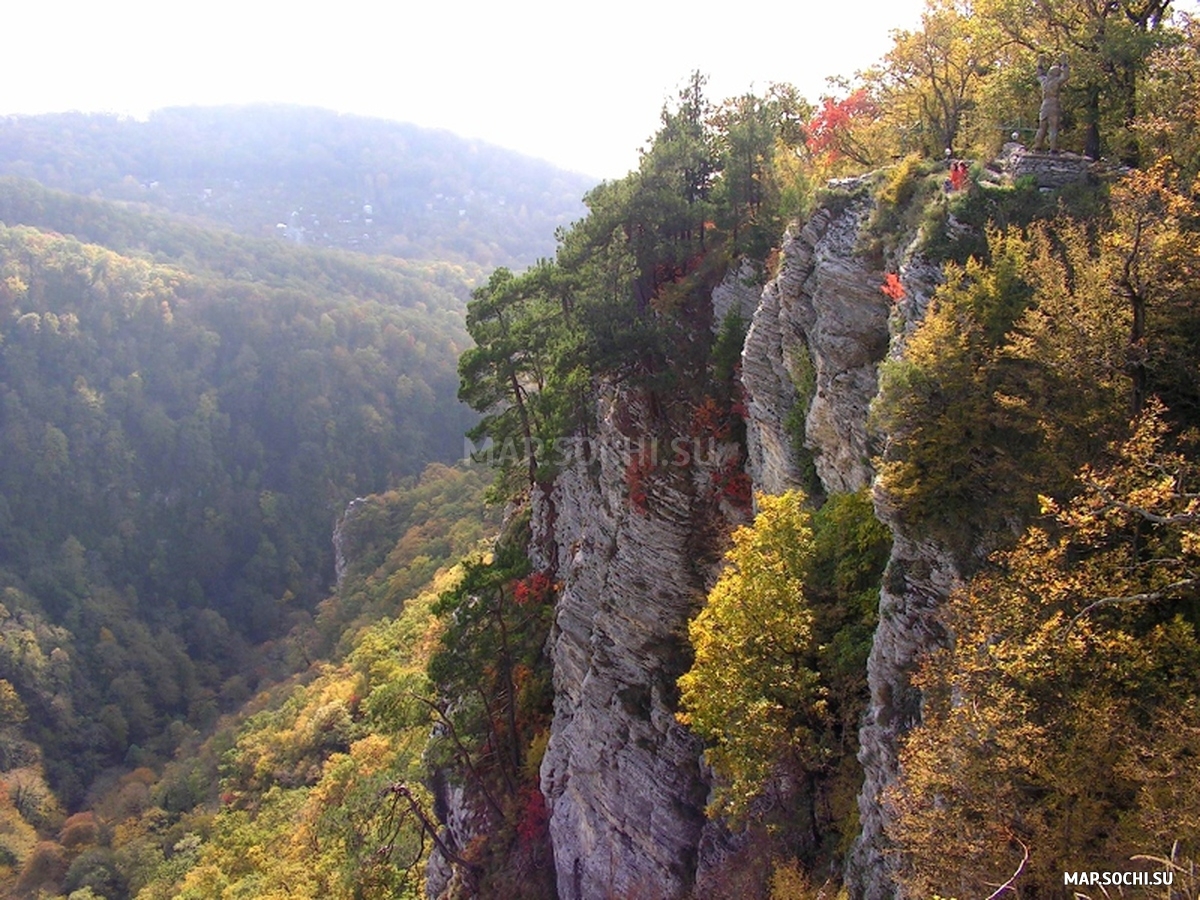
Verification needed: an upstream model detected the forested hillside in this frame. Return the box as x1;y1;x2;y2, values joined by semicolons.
0;182;479;830
0;464;496;900
0;106;594;268
1;1;1199;899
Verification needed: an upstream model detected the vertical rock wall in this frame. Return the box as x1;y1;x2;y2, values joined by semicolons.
437;182;964;899
847;257;958;900
740;188;964;899
532;386;743;899
742;192;890;497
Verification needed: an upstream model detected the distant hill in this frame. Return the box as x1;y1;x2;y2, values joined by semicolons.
0;106;596;269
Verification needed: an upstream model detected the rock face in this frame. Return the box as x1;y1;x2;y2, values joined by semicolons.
434;177;969;898
331;496;370;588
848;532;961;899
846;256;964;900
710;259;763;333
986;141;1093;189
532;386;744;900
742;189;891;497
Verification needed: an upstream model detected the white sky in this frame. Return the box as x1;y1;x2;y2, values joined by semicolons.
3;0;965;179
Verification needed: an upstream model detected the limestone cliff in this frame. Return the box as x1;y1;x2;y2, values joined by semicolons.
846;255;958;900
431;176;968;899
531;383;745;899
742;188;890;497
520;183;948;898
740;187;963;899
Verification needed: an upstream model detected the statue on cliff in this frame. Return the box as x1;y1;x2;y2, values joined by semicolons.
1033;54;1070;152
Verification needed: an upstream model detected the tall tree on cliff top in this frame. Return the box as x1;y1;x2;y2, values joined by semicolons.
710;84;812;257
458;267;559;487
874;0;1007;156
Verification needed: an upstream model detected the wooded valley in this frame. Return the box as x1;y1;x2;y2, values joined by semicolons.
1;1;1198;897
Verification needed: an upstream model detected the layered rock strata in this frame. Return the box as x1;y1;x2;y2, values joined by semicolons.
847;256;960;900
532;387;743;899
741;189;965;899
742;192;891;497
432;178;968;899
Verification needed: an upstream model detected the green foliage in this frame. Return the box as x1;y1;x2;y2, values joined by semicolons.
711;85;813;259
0;196;479;801
0;7;1191;895
460;76;808;498
94;473;490;900
458;264;584;487
679;491;822;819
874;224;1111;550
0;175;484;303
423;522;557;896
863;155;946;265
711;309;749;388
875;1;1001;157
873;259;1019;544
427;528;553;790
921;174;1110;265
875;164;1200;556
782;343;822;496
976;0;1174;162
310;464;499;657
809;492;890;668
1137;16;1200;181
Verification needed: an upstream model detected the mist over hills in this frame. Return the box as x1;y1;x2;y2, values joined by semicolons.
0;105;596;269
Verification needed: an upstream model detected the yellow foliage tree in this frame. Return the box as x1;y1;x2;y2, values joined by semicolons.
887;400;1200;896
677;490;825;819
872;0;1005;157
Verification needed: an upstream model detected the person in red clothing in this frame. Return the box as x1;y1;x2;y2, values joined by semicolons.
949;160;968;191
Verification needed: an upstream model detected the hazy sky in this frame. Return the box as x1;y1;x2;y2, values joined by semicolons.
10;0;937;178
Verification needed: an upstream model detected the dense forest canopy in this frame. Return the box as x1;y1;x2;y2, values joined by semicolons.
0;106;595;269
0;183;480;820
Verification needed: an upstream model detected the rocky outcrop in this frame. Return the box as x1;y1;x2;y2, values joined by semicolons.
532;386;744;900
433;173;970;899
984;141;1094;190
331;496;370;588
846;255;961;900
848;533;961;899
740;185;968;899
742;187;891;497
710;259;763;333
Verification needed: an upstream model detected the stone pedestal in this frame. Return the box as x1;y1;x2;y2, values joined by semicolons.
1007;146;1092;188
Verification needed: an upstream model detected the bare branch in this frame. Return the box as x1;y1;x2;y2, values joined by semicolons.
410;693;506;818
1084;479;1200;527
984;838;1030;900
381;782;482;879
1063;578;1199;635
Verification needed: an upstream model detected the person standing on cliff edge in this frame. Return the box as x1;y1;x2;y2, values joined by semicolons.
1033;54;1070;152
